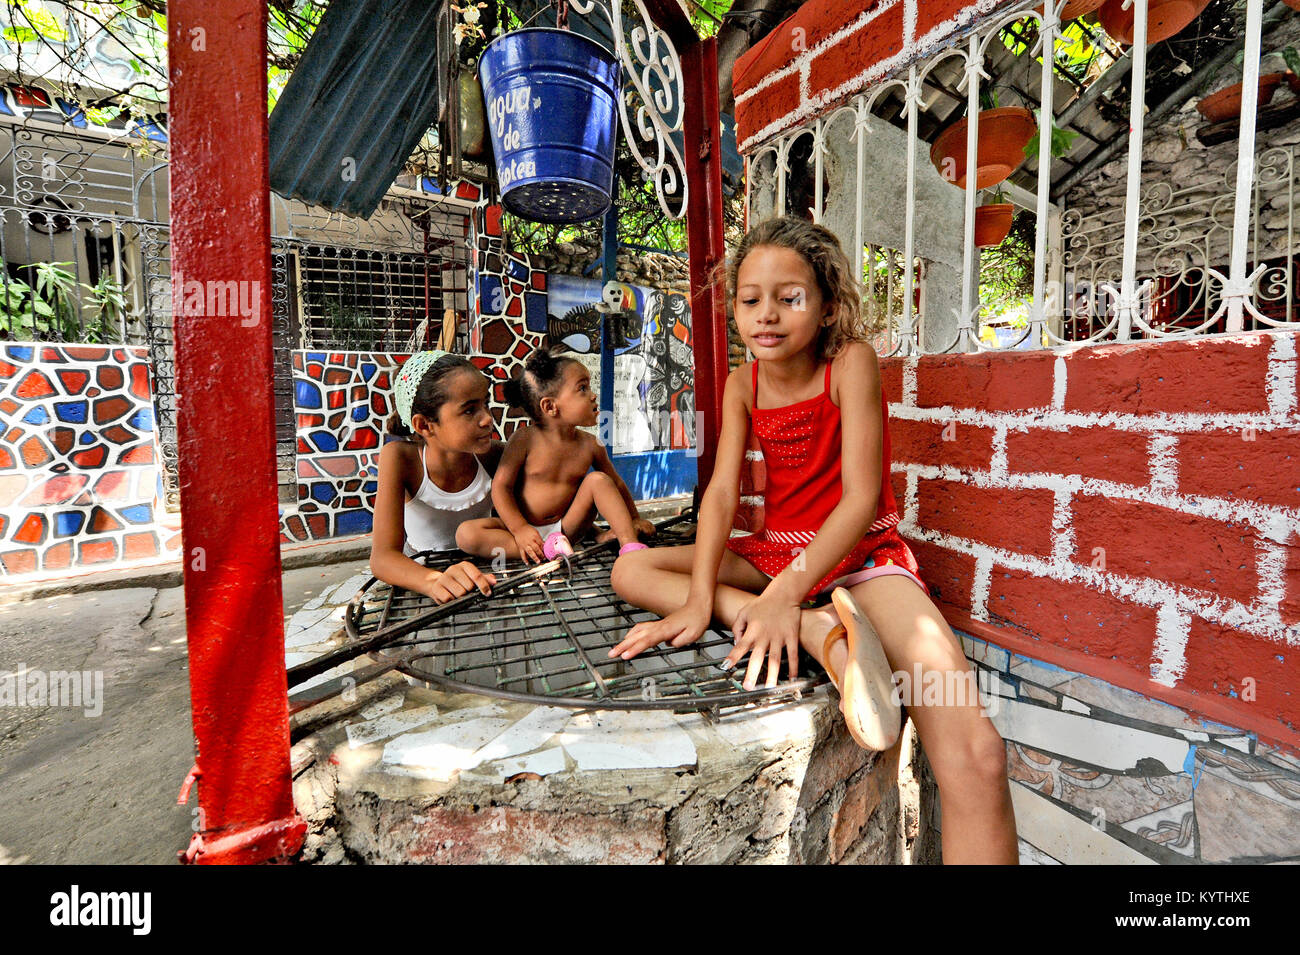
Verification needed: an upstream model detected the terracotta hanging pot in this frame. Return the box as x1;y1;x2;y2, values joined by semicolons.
929;107;1037;190
975;203;1014;247
1097;0;1211;46
1196;72;1287;123
1037;0;1107;22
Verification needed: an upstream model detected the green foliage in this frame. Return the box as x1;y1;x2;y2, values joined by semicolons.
81;273;125;341
318;295;377;350
1023;120;1079;160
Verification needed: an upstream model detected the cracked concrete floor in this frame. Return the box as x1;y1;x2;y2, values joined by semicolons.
0;560;371;865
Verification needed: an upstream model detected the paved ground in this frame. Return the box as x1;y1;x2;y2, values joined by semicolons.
0;560;370;865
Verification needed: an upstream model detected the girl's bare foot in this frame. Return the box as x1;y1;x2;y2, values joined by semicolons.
595;527;618;545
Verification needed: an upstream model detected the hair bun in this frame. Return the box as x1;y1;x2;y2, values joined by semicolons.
503;374;525;410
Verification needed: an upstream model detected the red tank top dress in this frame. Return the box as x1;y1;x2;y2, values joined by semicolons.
725;361;927;603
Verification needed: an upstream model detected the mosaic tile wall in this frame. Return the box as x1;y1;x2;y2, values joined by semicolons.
280;350;404;544
0;344;176;577
469;201;548;437
958;630;1300;864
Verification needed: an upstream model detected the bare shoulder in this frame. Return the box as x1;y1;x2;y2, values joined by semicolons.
725;361;755;409
379;438;421;487
832;341;880;387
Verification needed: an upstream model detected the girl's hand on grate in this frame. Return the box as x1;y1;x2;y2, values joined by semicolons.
608;602;711;661
725;595;802;691
424;561;496;603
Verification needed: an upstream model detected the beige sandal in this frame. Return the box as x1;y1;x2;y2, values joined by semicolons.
821;587;901;752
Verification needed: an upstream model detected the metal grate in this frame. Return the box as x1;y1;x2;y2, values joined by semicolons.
292;523;827;714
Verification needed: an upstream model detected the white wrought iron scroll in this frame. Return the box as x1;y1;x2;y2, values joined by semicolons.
571;0;689;219
740;0;1298;353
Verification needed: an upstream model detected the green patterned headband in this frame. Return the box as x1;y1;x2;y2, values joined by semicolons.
394;350;452;428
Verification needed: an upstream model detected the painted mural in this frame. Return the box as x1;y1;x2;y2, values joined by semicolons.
546;273;695;455
0;343;176;577
957;629;1300;865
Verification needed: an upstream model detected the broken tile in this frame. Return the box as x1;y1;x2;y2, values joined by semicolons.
346;705;441;748
1010;655;1076;688
470;705;572;763
991;697;1190;775
359;694;404;721
1194;767;1300;863
1008;782;1157;865
381;717;514;779
711;698;821;748
478;747;568;782
560;709;697;770
1018;838;1062;865
1119;801;1197;859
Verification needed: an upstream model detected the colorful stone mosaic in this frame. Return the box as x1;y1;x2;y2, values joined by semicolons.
281;350;404;543
469;202;547;438
0;344;175;576
956;630;1300;864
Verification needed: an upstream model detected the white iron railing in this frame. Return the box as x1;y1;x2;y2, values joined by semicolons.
744;0;1298;354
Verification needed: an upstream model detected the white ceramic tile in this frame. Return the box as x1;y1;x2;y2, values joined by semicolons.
1018;838;1062;865
346;704;441;748
560;709;697;770
1010;656;1076;688
991;697;1190;775
1008;782;1157;865
1119;801;1196;858
479;747;568;782
359;694;404;720
329;573;371;607
381;717;514;779
711;699;821;747
284;608;346;650
1060;695;1091;715
470;706;572;763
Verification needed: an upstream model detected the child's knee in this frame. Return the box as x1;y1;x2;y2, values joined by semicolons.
583;470;615;492
611;548;650;595
933;720;1008;791
455;520;486;551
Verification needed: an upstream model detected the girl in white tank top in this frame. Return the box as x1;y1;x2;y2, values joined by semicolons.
370;350;502;604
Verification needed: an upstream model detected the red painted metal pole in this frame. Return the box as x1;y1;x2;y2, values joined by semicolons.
681;37;729;488
170;0;305;864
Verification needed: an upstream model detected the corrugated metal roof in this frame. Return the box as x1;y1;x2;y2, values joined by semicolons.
269;0;444;219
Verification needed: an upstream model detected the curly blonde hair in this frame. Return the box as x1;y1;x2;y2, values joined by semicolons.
712;216;880;360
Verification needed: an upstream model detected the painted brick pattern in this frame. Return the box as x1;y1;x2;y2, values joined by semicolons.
733;0;1019;153
879;331;1300;747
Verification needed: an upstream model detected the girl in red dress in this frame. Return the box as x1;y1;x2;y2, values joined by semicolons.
610;216;1017;864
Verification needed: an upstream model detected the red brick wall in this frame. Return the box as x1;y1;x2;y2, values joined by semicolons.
878;333;1300;750
733;0;1018;153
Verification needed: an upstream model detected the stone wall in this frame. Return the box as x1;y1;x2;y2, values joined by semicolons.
1062;13;1300;273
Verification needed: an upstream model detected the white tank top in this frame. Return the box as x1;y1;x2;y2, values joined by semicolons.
402;443;493;555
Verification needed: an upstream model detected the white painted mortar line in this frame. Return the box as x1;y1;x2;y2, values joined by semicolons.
901;355;918;405
899;522;1298;646
1150;603;1191;688
1267;332;1297;417
891;460;1300;531
1257;539;1289;615
889;402;1300;435
1149;433;1178;495
1051;487;1074;572
990;424;1008;480
971;552;992;622
1051;354;1067;410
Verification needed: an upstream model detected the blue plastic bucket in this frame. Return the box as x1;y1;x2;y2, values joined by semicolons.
478;28;621;224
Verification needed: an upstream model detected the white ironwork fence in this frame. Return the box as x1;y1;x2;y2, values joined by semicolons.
744;0;1299;355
